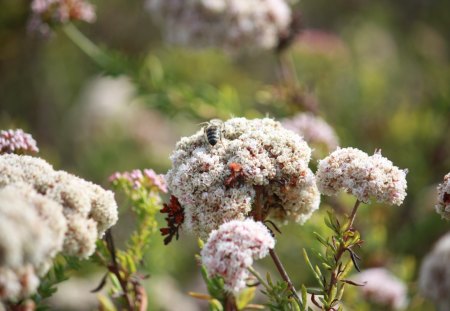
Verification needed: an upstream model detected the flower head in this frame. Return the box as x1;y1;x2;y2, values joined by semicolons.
0;129;39;154
281;113;339;157
435;173;450;220
29;0;96;34
146;0;292;53
0;154;118;258
166;117;320;238
419;232;450;309
0;184;67;300
201;219;275;292
109;168;167;193
352;268;408;310
315;148;407;205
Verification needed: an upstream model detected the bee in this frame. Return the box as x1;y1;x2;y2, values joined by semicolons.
202;119;224;147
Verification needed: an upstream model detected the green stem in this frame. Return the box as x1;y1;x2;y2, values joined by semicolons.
269;249;302;306
62;23;111;68
324;199;362;310
347;200;361;230
248;266;269;290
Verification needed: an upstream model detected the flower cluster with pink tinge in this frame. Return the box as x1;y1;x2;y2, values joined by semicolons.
109;169;167;193
166;117;320;238
146;0;292;53
29;0;96;34
201;219;275;292
352;268;408;310
282;112;339;157
0;129;39;154
435;173;450;220
315;147;408;205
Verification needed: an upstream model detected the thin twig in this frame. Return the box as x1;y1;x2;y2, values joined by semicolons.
105;230;134;311
347;200;361;230
269;249;302;305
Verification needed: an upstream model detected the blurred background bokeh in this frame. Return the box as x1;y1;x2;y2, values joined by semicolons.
1;0;449;310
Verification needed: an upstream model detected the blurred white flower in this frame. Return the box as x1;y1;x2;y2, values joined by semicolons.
75;76;177;160
353;268;408;310
419;232;450;310
146;0;292;53
166;117;320;238
0;184;66;300
282;113;339;157
315;147;407;205
201;219;275;292
0;154;118;258
0;265;40;301
435;173;450;220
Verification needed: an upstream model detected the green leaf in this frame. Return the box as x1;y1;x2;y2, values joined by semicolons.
313;232;328;247
305;287;323;295
97;294;118;311
209;299;224;311
236;286;256;309
302;249;322;287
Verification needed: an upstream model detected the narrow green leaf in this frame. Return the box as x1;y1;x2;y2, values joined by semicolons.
305;287;322;295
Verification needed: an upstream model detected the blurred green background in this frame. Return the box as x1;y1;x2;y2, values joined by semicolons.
1;0;449;310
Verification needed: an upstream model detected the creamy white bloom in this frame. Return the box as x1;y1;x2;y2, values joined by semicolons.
0;184;66;300
316;148;407;205
0;154;118;258
353;268;408;310
0;265;40;301
201;219;275;292
146;0;291;52
0;184;65;272
282;113;339;157
435;173;450;220
166;118;320;238
419;232;450;310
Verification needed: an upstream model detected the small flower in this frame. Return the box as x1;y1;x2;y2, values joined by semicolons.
166;117;320;238
315;147;407;205
0;129;39;154
352;268;408;310
109;168;167;193
419;232;450;309
146;0;292;53
201;219;275;293
282;113;339;157
29;0;96;34
435;173;450;220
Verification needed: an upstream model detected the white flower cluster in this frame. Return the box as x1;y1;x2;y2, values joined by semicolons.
419;232;450;310
201;219;275;292
315;148;407;205
166;118;320;238
0;154;118;258
282;113;339;157
146;0;292;52
30;0;96;34
435;173;450;220
352;268;408;310
0;184;66;301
